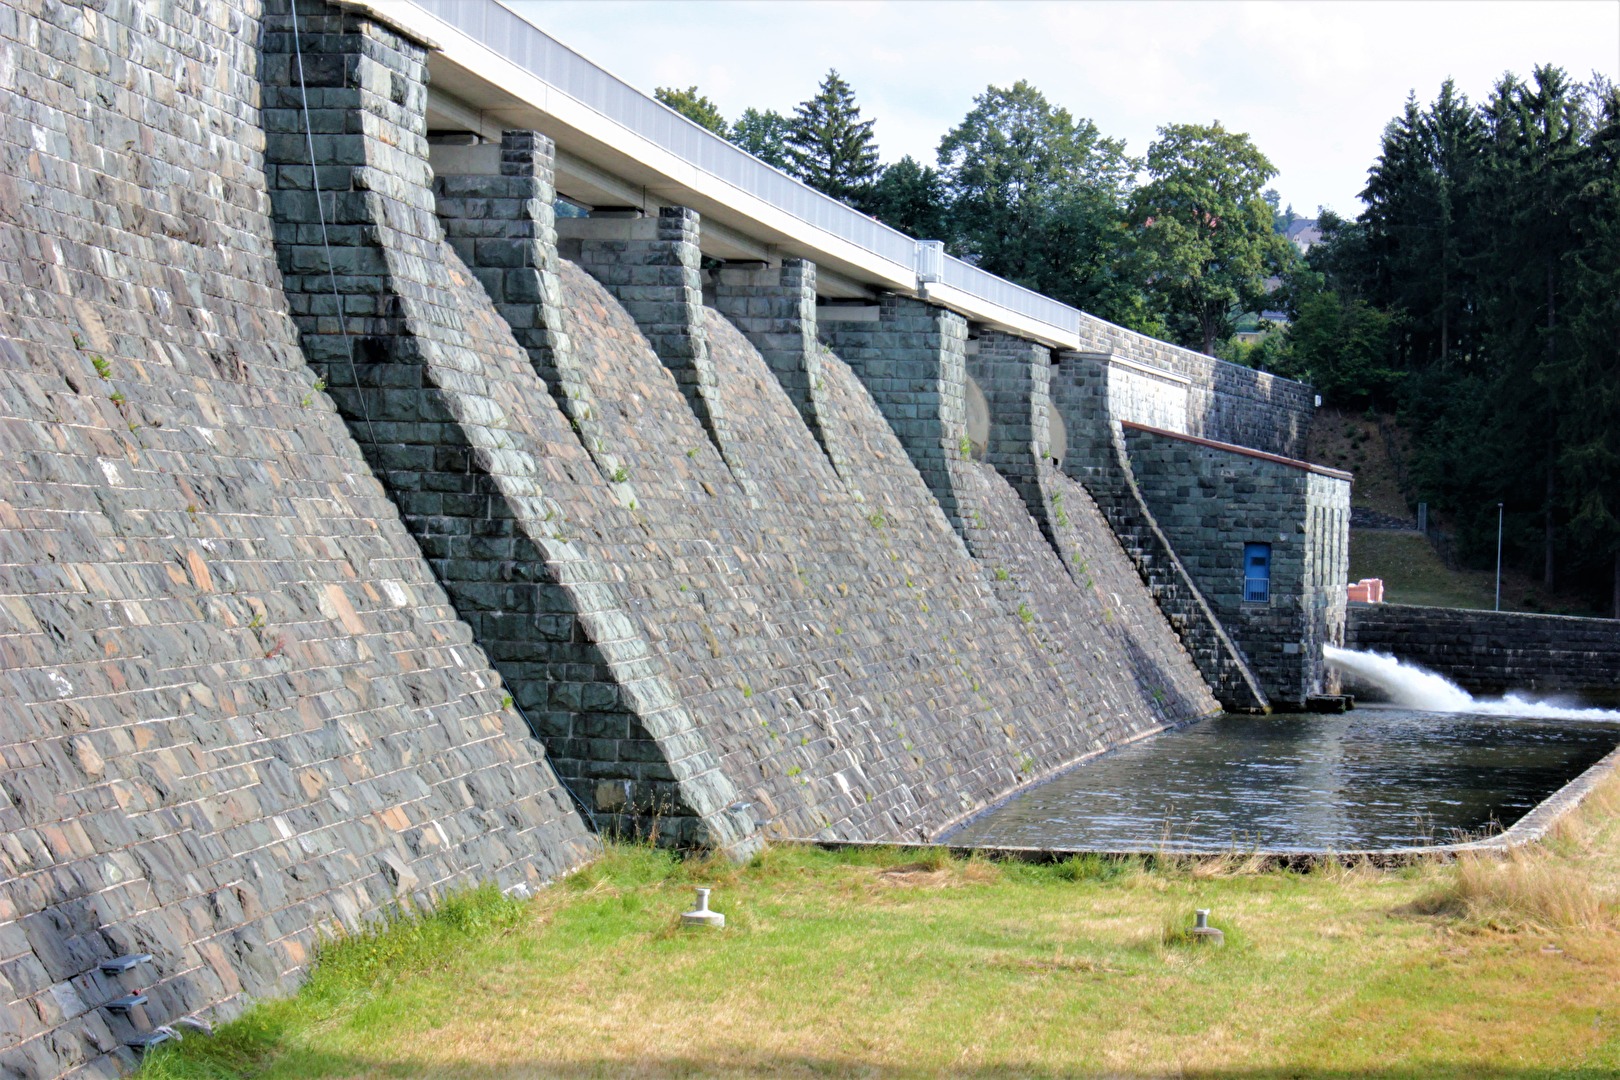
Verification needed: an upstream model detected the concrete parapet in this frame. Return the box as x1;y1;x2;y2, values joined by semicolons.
261;1;757;856
818;296;970;535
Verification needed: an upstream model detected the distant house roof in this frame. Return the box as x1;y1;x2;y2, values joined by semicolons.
1285;218;1322;251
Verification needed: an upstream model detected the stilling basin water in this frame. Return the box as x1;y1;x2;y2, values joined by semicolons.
945;707;1620;852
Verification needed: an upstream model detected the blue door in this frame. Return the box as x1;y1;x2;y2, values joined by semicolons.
1244;543;1272;603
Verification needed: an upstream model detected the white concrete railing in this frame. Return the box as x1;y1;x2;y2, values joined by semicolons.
377;0;1299;370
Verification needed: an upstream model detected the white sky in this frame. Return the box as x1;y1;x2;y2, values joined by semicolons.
506;0;1620;219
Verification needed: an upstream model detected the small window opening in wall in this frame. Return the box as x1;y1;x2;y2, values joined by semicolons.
1243;542;1272;603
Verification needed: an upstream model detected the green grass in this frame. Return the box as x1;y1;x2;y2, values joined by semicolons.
1350;530;1502;609
141;791;1620;1079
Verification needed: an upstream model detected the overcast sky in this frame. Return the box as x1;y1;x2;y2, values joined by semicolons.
507;0;1619;219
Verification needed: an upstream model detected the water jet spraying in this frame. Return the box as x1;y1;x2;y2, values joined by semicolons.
1325;645;1620;720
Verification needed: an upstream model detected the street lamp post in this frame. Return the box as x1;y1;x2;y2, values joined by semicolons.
1495;502;1504;612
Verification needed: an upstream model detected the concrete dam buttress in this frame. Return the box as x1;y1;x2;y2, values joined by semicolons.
0;1;1345;1074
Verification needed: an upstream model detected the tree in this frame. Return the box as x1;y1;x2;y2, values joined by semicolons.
786;70;881;205
936;80;1138;321
1285;69;1619;613
1475;67;1591;588
1129;122;1295;355
865;156;947;238
729;107;792;170
1550;79;1620;613
654;86;727;136
1359;82;1486;370
1266;276;1399;405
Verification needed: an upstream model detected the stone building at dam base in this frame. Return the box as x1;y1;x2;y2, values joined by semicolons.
0;0;1349;1074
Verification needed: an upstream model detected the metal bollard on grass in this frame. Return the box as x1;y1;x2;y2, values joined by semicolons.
1190;908;1224;945
681;886;725;929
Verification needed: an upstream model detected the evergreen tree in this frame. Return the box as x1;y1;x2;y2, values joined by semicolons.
729;107;792;170
1296;68;1620;612
785;70;881;205
1476;67;1591;587
654;86;727;135
865;156;947;238
1560;81;1620;614
1358;82;1486;371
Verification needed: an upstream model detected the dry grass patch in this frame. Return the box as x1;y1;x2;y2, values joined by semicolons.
140;784;1620;1079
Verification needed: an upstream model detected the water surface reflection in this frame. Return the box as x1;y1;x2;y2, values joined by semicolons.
947;708;1620;852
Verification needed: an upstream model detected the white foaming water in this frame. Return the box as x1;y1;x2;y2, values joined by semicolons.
1324;645;1620;721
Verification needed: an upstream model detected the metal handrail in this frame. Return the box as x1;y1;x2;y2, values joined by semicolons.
939;255;1079;337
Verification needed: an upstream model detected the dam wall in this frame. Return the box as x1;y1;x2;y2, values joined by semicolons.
0;1;597;1075
0;0;1326;1071
257;0;1219;850
1346;604;1620;703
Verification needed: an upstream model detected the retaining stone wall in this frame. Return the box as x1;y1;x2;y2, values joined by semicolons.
0;1;596;1076
967;330;1056;550
1345;605;1620;702
1124;426;1350;706
557;208;747;482
1072;316;1315;457
819;297;970;535
542;274;1220;840
257;4;1223;847
0;0;1265;1069
1051;356;1270;712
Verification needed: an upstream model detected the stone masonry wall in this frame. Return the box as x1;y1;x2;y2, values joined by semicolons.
1072;315;1315;457
819;297;970;536
557;209;748;483
257;3;1219;852
0;1;596;1076
0;0;1273;1069
545;271;1220;840
1346;605;1620;702
1051;355;1270;712
966;330;1056;550
259;2;756;854
1124;425;1351;706
431;131;626;492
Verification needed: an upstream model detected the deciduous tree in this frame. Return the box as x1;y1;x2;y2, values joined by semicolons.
1130;122;1295;355
730;107;792;170
654;86;728;136
865;155;947;238
936;80;1137;320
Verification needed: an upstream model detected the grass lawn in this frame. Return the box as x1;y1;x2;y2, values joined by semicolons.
142;779;1620;1079
1349;530;1502;610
